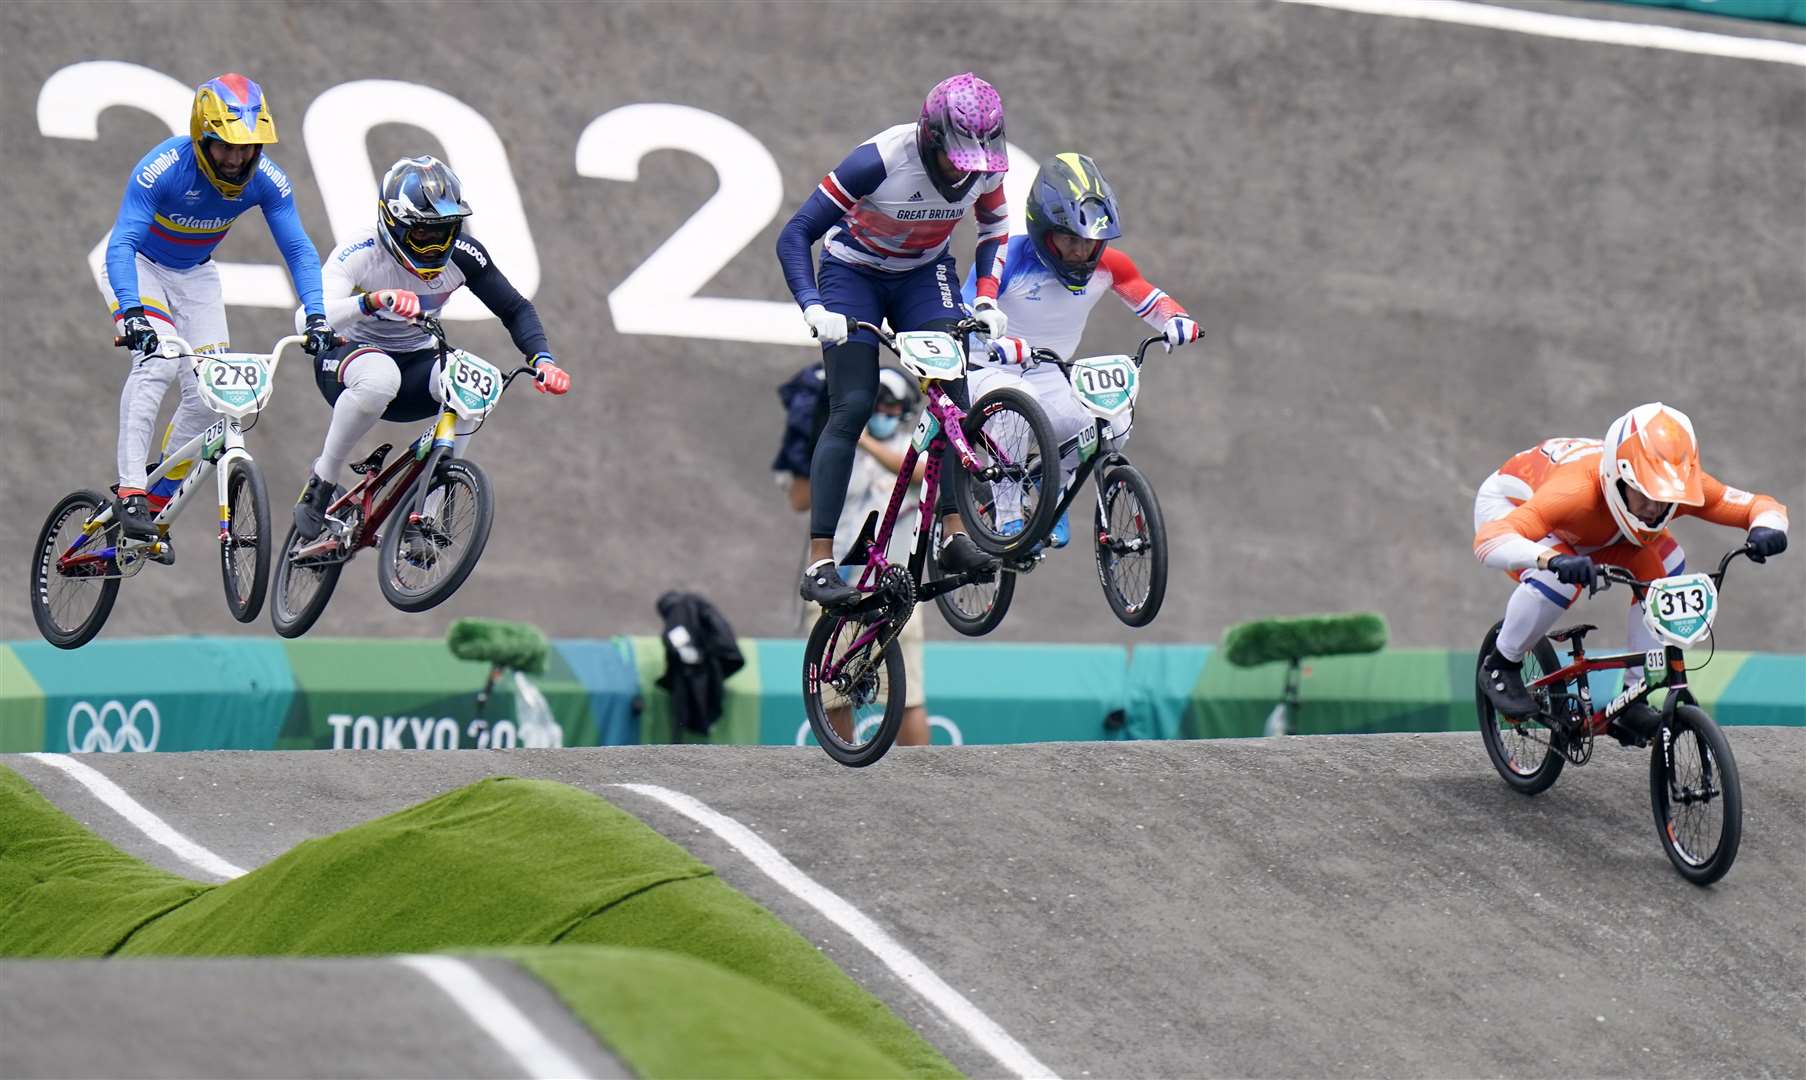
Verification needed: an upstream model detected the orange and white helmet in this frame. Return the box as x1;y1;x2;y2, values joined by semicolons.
1599;402;1705;545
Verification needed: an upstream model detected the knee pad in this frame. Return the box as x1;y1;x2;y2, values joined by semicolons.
341;353;402;406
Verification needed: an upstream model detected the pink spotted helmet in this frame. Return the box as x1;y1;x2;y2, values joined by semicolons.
916;73;1006;200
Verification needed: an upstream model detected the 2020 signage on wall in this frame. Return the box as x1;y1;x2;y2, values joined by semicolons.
40;61;1037;348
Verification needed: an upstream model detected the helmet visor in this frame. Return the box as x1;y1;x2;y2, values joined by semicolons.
940;121;1008;174
405;222;459;256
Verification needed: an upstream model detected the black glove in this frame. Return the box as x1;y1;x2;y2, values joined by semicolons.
1747;526;1788;563
1547;553;1598;588
302;313;336;357
118;307;159;356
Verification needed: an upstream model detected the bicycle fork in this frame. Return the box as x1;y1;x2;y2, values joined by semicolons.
407;412;461;526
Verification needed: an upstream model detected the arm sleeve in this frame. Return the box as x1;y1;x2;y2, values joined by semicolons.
312;247;365;332
775;142;886;310
969;179;1008;300
1694;472;1789;532
453;238;552;357
1103;248;1188;328
104;177;159;312
258;165;324;316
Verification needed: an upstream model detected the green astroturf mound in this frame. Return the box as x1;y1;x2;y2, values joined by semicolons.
0;766;955;1078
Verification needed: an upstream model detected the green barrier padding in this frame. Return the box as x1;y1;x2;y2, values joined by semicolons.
446;617;550;675
0;646;45;753
507;946;919;1079
12;637;294;753
279;638;594;749
1188;648;1467;738
1613;0;1806;25
0;765;207;956
1122;645;1212;741
552;639;643;745
1222;612;1389;667
628;634;762;744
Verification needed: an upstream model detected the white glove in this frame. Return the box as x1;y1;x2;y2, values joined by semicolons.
989;335;1030;366
1162;315;1201;352
803;304;848;346
971;296;1008;340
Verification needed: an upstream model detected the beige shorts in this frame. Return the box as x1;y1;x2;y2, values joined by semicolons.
805;602;925;709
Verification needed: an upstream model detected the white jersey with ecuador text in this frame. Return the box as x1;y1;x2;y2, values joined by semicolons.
819;124;1007;274
308;227;474;353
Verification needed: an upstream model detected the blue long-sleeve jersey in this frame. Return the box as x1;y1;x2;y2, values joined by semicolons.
106;135;324;316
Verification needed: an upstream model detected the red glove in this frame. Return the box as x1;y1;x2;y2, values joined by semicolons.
363;289;421;319
533;360;570;395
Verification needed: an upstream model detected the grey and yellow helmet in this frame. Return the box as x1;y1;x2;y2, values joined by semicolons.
1024;153;1122;293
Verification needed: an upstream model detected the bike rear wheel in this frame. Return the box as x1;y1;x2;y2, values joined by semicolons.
953;387;1059;557
270;520;347;639
802;611;905;767
29;490;121;650
1475;622;1567;794
219;457;270;623
378;458;494;613
1094;463;1167;627
1650;704;1741;886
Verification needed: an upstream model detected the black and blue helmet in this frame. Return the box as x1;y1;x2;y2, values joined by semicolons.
377;156;472;280
1024;153;1122;293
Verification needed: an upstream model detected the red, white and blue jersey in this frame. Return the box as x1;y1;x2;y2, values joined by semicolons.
778;124;1008;309
962;235;1189;359
105;135;323;315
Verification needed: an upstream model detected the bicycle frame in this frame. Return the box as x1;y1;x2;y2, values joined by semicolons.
59;333;304;578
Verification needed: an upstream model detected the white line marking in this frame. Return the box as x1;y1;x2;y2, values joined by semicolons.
1276;0;1806;66
24;752;247;880
614;783;1058;1079
397;956;593;1080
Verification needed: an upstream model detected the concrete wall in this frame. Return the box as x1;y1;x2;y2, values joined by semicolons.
5;0;1801;649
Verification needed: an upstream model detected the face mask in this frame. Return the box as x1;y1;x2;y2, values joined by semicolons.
867;414;901;439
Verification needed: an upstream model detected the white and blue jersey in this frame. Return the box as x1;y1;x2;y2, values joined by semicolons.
106;135;323;316
778;124;1009;309
961;235;1185;360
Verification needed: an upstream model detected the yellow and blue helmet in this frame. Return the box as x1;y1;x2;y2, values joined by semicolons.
1025;153;1122;293
190;73;278;199
377;156;472;280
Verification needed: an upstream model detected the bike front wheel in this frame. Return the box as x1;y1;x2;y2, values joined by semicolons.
802;611;905;767
220;457;271;623
378;458;494;613
1094;463;1167;627
926;519;1015;636
1475;622;1567;795
1650;704;1742;886
29;490;121;650
953;387;1060;557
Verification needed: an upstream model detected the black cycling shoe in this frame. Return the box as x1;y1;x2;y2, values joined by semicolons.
939;531;999;577
293;473;336;541
1479;647;1538;718
114;491;159;541
800;559;859;610
1611;701;1662;746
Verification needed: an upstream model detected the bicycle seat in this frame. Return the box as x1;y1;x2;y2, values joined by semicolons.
349;444;393;476
1545;624;1597;643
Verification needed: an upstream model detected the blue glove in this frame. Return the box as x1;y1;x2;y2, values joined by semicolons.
1747;526;1787;563
1547;554;1597;588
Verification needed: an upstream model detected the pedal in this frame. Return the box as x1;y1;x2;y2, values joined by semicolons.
147;538;175;566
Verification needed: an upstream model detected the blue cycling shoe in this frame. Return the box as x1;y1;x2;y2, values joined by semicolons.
1048;511;1070;549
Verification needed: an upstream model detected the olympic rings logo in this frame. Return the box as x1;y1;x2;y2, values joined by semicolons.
66;699;161;753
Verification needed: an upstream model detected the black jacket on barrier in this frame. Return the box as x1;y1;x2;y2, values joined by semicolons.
654;591;746;737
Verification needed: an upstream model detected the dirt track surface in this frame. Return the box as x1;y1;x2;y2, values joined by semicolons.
3;0;1802;649
9;730;1803;1077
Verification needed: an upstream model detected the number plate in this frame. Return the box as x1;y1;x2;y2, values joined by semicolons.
910;410;941;453
1642;572;1718;647
441;350;505;418
1067;355;1139;418
895;331;964;381
198;354;271;416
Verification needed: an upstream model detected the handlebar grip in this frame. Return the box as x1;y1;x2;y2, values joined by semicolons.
113;336;128;348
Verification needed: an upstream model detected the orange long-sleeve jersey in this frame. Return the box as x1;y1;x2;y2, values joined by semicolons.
1473;439;1789;572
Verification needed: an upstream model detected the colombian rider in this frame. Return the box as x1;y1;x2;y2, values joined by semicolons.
776;73;1013;610
103;73;330;541
960;152;1203;549
291;155;570;540
1472;404;1788;728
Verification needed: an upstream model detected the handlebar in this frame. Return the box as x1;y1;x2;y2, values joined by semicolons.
850;317;986;357
1025;335;1166;373
1590;545;1754;597
112;332;311;377
414;314;550;392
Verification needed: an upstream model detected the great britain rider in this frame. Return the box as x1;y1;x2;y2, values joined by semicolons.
290;155;570;540
102;73;330;541
776;73;1013;610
